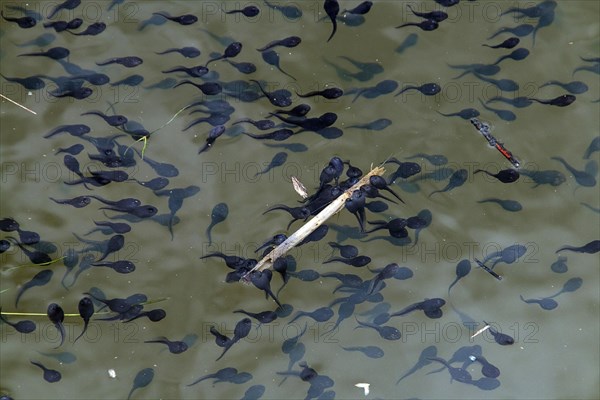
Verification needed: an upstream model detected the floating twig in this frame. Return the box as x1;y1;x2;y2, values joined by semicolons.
125;104;193;158
0;93;37;115
474;258;503;280
470;117;520;168
3;256;66;273
471;324;490;339
244;165;386;276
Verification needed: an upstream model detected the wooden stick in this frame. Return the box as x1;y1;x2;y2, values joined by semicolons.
0;93;37;115
244;165;386;276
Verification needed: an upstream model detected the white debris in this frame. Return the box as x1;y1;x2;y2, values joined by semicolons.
291;176;308;199
355;382;370;396
108;369;116;378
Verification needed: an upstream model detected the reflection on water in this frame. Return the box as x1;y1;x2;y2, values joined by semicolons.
1;1;599;399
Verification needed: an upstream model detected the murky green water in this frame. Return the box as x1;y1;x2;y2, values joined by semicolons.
1;1;599;399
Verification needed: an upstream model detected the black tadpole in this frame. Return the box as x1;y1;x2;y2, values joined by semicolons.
15;269;53;308
369;175;404;203
0;307;36;333
128;367;155;400
144;336;188;354
215;318;252;361
47;303;66;348
483;321;514;345
344;189;367;231
74;297;94;343
324;0;340;42
249;270;282;307
233;309;278;324
30;360;61;383
198;125;226;154
205;42;243;66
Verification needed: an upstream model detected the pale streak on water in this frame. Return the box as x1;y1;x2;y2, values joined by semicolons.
0;1;599;399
